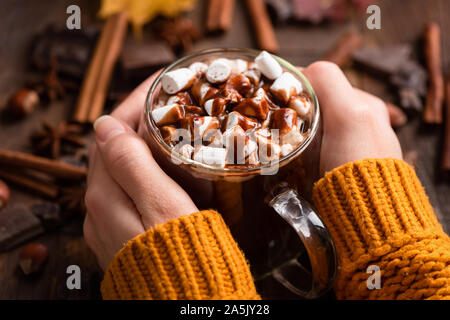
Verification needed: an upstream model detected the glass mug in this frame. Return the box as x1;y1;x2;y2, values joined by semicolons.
138;48;337;299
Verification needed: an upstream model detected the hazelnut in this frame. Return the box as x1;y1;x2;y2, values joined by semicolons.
19;242;49;275
8;89;40;117
0;180;10;210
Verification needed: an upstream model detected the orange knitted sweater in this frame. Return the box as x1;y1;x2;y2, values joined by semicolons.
101;159;450;300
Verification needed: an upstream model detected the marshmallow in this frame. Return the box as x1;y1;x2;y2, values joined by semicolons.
162;68;197;94
173;143;195;159
151;104;184;126
206;59;232;83
243;68;261;85
261;110;272;129
271;108;298;135
255;51;282;80
193;146;227;167
189;62;208;74
225;74;252;96
204;99;213;116
180;116;220;141
224;111;259;131
270;72;303;103
160;126;178;146
246;150;259;165
281;127;304;147
191;80;219;106
184;105;204;117
234;88;269;120
223;126;257;165
255;130;281;163
271;109;303;146
167;92;193;106
206;129;224;148
204;98;227;116
289;94;312;118
221;88;242;104
280;144;294;157
256;128;271;138
232;59;249;74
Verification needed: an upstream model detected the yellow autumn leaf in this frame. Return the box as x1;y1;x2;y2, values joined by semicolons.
99;0;197;34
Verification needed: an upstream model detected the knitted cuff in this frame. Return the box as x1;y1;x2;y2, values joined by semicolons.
312;159;445;274
101;210;260;300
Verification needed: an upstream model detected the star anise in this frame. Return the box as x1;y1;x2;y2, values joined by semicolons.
59;184;86;217
155;18;202;53
31;121;85;159
28;56;66;102
43;67;66;101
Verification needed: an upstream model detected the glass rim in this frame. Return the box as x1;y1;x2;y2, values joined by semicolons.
145;48;320;175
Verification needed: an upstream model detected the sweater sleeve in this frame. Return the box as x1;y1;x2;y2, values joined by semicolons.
312;158;450;299
101;209;260;300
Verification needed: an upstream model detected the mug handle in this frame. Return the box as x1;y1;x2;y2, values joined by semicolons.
268;184;337;299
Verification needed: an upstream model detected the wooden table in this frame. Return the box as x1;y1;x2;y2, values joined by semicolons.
0;0;449;299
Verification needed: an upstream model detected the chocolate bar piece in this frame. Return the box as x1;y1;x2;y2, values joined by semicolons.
31;201;62;231
0;204;44;252
31;26;98;79
391;60;427;96
353;45;427;111
121;37;175;81
353;45;412;77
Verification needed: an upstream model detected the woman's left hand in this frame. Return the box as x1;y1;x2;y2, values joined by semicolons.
83;73;199;270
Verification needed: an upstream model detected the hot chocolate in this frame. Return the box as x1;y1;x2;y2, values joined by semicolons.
151;51;313;168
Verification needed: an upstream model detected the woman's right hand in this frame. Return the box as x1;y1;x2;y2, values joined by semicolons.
302;62;403;176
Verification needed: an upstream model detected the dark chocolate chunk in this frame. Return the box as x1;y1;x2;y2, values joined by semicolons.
353;45;427;111
30;201;62;231
31;26;98;79
398;88;423;112
391;60;427;111
121;36;175;81
353;45;412;77
390;60;427;96
0;204;44;252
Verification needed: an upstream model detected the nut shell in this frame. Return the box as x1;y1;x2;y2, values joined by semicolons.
8;89;40;117
0;180;10;209
19;242;49;275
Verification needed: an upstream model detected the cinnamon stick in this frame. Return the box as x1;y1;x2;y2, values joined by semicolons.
87;12;128;123
423;22;444;124
0;168;59;199
206;0;235;33
442;77;450;171
0;149;86;180
323;30;362;67
73;12;128;123
245;0;279;53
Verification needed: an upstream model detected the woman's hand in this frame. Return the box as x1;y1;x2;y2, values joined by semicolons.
302;62;403;175
83;73;198;270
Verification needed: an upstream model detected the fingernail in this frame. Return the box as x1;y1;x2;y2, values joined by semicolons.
93;115;126;143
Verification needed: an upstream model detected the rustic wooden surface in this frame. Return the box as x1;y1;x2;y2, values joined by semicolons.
0;0;449;299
